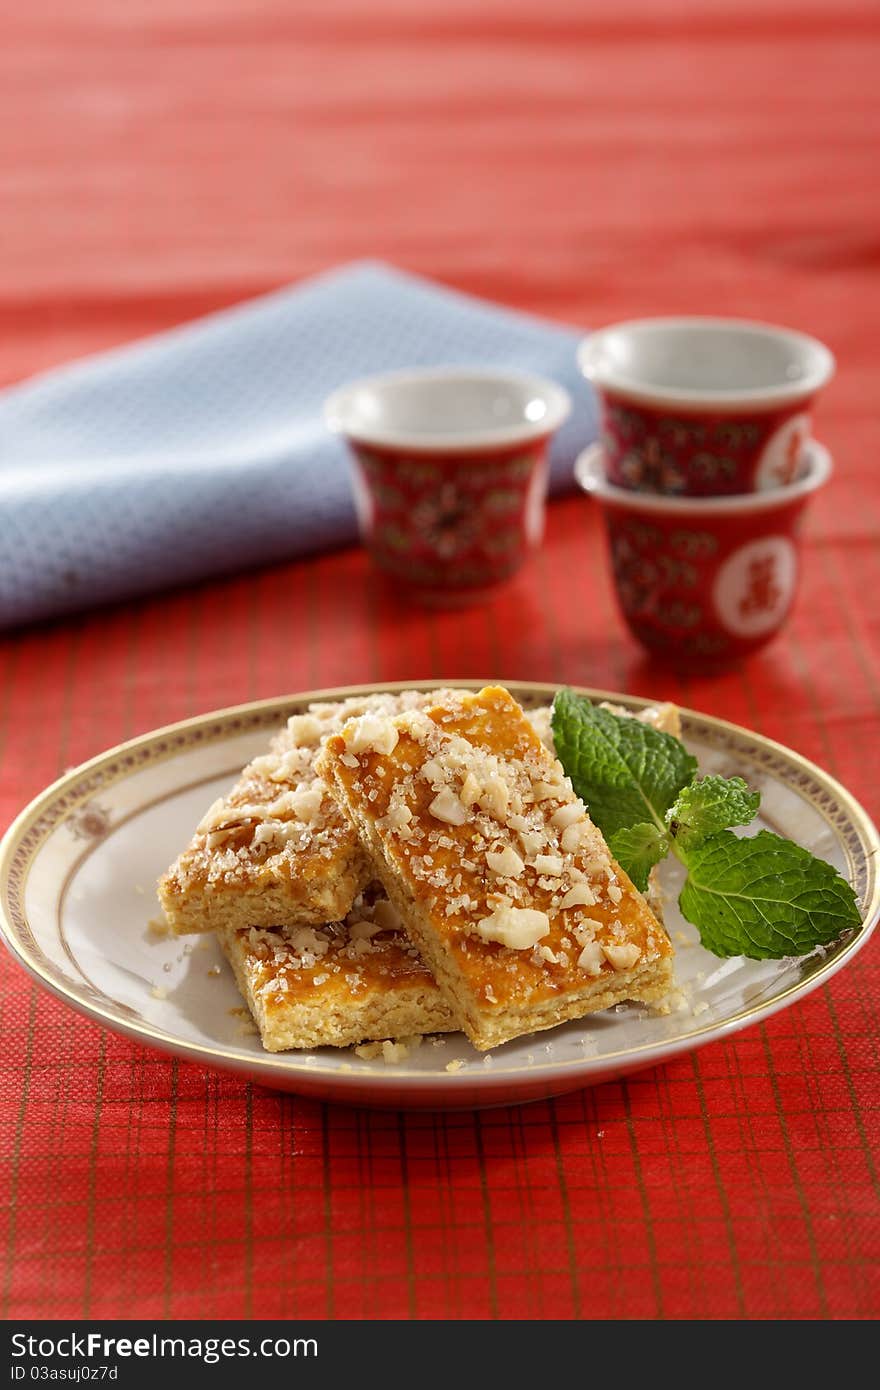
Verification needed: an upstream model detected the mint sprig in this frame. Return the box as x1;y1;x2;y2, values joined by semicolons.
608;823;669;893
666;775;760;848
551;690;861;959
551;688;697;840
677;830;862;960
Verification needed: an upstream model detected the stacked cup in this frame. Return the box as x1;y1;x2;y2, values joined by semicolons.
575;318;835;666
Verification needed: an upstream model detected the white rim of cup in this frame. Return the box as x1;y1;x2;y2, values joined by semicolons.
577;317;835;412
574;439;833;514
323;367;572;454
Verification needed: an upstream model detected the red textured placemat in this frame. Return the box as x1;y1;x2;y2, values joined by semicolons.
1;0;879;1321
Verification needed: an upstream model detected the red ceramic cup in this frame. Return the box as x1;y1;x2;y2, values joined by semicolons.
324;368;571;605
575;439;832;666
577;318;834;496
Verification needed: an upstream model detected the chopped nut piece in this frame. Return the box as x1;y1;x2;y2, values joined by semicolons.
526;705;554;749
558;883;597;910
478;776;509;820
476;906;550;950
573;917;604;944
429;787;468;825
422;758;444;785
534;854;564;877
561;823;586;853
289;784;324;822
518;829;545;857
486;846;525;878
551;802;585;829
530;780;562;802
535;943;559;965
345;714;400;756
196;797;227;834
348;920;384;940
287;714;323;747
486;890;513;911
577;940;604;975
603;941;641;971
371;899;403;932
460;772;482;806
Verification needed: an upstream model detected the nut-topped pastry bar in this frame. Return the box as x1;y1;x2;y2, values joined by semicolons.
217;888;455;1051
158;690;462;936
318;686;674;1049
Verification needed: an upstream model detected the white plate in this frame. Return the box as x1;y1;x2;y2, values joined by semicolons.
2;682;878;1110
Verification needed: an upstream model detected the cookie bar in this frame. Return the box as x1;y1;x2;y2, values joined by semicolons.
217;888;455;1051
158;690;463;935
318;686;674;1050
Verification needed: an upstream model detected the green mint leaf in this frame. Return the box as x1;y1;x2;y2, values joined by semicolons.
677;829;862;959
551;689;698;840
609;823;670;892
667;775;761;849
551;688;860;961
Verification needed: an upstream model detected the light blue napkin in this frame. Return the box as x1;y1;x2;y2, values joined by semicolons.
0;262;595;628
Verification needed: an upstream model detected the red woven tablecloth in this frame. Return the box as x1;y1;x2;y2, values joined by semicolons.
2;0;879;1321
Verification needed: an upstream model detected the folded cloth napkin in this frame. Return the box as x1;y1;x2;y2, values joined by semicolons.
0;262;596;628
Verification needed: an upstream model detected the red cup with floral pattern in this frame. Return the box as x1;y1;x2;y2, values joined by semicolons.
325;368;571;605
578;318;834;496
575;440;832;666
